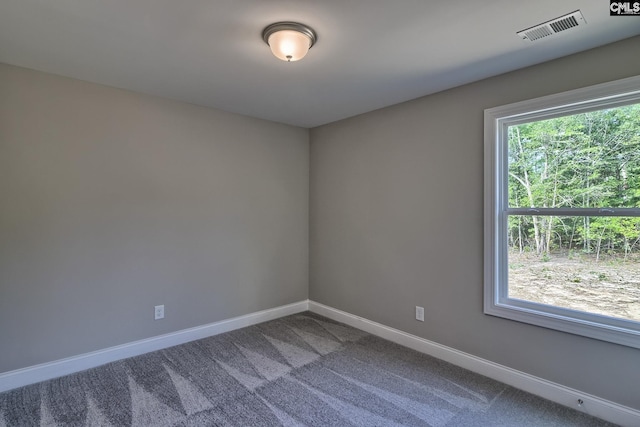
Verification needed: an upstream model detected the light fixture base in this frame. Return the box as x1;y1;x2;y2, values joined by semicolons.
262;22;317;48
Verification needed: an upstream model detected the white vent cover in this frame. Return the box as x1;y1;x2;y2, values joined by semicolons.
517;10;586;42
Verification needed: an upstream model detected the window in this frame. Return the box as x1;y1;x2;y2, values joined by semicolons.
484;75;640;348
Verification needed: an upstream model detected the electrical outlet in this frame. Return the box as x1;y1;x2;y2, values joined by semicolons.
415;306;424;322
154;305;164;320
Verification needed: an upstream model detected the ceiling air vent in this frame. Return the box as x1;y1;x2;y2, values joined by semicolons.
517;10;586;42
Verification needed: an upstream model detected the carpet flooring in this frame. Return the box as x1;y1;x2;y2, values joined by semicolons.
0;312;616;426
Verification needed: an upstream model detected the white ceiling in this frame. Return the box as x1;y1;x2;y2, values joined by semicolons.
1;1;639;128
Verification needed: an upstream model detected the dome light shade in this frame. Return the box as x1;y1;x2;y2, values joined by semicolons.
262;22;317;62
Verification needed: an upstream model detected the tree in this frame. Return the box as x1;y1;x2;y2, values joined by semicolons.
507;103;640;258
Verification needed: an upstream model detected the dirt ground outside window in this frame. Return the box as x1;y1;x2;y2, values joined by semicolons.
508;251;640;322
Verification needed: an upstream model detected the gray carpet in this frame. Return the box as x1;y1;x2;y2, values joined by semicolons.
0;312;616;426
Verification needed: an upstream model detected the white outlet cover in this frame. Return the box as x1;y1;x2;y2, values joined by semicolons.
154;305;164;320
416;306;425;322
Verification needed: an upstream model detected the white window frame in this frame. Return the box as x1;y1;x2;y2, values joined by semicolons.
484;75;640;349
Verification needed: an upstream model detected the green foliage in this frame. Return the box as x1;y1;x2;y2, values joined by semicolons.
507;103;640;256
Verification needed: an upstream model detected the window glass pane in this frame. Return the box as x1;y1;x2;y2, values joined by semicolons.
508;103;640;209
486;77;640;347
507;215;640;322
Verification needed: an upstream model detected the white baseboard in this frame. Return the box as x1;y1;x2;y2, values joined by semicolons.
308;300;640;427
0;300;309;393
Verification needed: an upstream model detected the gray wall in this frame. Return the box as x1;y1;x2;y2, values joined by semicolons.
0;63;309;373
310;35;640;410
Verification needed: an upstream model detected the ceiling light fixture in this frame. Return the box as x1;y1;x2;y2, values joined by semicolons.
262;22;317;62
